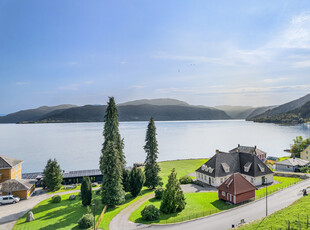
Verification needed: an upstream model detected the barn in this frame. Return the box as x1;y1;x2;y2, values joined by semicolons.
217;173;256;204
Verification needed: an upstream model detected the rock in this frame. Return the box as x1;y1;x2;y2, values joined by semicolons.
69;195;76;200
26;211;35;222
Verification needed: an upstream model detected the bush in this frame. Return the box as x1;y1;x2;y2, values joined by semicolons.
155;187;164;199
78;213;94;229
51;195;61;203
141;205;160;221
91;182;98;187
95;189;101;195
179;175;193;184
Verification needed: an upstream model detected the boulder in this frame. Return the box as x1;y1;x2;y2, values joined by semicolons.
26;211;35;222
69;195;76;200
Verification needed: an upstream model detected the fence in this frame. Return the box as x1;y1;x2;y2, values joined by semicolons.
94;205;107;230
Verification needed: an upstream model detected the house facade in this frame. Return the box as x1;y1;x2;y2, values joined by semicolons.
0;156;36;199
218;173;256;204
196;150;273;187
275;158;309;172
300;145;310;161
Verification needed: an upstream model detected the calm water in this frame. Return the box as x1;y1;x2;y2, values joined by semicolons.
1;120;310;173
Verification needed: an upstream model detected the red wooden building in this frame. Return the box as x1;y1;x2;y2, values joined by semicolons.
217;173;256;204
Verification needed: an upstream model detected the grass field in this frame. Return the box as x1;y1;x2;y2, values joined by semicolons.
158;158;208;184
237;195;310;229
47;184;100;194
14;192;104;230
99;158;208;229
129;192;235;224
129;176;302;225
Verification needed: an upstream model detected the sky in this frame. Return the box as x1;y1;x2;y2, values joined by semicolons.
1;0;310;114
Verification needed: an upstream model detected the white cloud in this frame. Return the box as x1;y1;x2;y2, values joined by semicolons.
130;85;146;89
57;84;79;91
262;78;288;83
120;61;127;64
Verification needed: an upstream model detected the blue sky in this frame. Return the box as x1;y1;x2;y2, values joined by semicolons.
1;0;310;114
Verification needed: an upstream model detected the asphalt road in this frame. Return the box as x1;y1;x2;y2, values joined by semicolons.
111;178;310;230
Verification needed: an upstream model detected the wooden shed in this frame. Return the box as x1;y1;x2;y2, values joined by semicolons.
217;173;256;204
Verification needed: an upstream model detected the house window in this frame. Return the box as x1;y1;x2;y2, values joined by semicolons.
307;157;309;160
212;178;214;183
204;175;206;180
307;151;308;154
251;178;254;183
222;191;225;196
220;178;223;183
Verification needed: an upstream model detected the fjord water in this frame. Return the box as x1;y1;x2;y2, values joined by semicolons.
1;120;310;173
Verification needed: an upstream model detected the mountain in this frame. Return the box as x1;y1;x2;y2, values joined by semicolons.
250;101;310;125
214;105;276;119
118;98;190;106
0;105;77;123
29;103;231;123
249;94;310;120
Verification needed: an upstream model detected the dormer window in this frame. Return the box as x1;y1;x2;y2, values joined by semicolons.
221;163;230;173
244;162;252;172
258;164;265;172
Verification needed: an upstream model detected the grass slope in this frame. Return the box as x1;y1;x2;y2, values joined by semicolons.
238;195;310;229
129;176;302;225
14;192;104;230
129;192;236;224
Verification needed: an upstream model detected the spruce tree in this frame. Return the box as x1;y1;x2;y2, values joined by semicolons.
102;97;126;167
122;168;131;193
100;97;126;206
160;168;186;214
43;159;63;191
144;117;161;189
100;141;124;206
129;165;145;197
81;177;92;206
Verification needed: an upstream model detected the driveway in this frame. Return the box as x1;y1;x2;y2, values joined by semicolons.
110;178;310;230
0;188;99;230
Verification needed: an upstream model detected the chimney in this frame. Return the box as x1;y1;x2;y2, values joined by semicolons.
238;144;240;147
254;145;257;150
216;149;219;154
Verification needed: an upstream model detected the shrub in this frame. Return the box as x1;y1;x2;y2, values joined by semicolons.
141;205;160;221
78;213;94;229
179;175;193;184
51;195;61;203
155;187;164;199
95;189;101;195
91;182;98;187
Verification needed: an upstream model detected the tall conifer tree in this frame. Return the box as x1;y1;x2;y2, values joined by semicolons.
100;141;124;206
100;97;125;206
81;176;92;206
144;117;161;189
160;168;186;214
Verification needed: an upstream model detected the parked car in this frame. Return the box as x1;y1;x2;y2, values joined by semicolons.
0;195;20;205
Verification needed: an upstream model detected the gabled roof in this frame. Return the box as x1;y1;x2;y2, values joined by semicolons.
229;145;266;157
0;179;35;192
217;173;256;195
196;151;273;177
275;158;309;167
0;156;23;169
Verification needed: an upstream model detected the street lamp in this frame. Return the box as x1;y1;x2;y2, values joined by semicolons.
92;203;96;230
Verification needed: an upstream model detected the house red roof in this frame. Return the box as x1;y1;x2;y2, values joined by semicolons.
217;173;256;195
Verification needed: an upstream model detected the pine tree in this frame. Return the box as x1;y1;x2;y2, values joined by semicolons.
102;97;126;167
100;141;124;206
144;117;161;189
129;165;145;197
81;177;92;206
160;168;186;214
122;168;131;193
42;159;63;191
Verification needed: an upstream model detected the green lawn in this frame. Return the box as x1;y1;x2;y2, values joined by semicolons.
158;158;207;185
99;188;153;230
47;184;100;194
129;192;236;224
14;192;104;230
256;176;302;198
238;195;310;229
99;158;207;229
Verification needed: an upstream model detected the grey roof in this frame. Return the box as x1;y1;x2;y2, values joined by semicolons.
62;169;102;178
23;169;103;180
275;158;309;167
0;156;23;169
0;179;36;192
196;151;273;178
229;145;266;157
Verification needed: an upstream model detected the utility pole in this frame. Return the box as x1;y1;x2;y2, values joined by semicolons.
266;178;268;217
